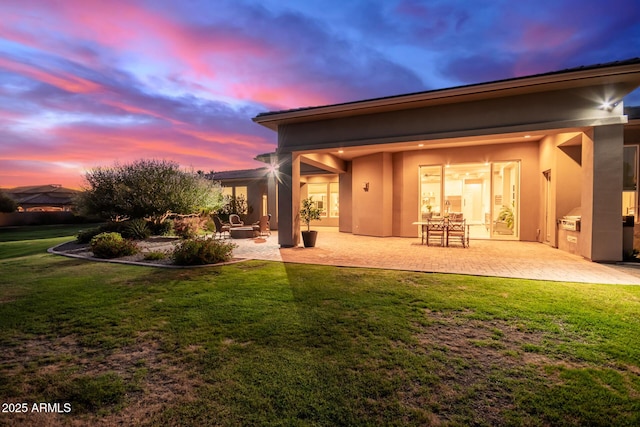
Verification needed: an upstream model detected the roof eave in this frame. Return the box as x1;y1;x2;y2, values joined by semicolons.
253;61;640;131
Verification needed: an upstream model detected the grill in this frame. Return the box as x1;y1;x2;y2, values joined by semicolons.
560;207;581;232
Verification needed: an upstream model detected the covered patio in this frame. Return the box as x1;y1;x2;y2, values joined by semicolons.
232;228;640;285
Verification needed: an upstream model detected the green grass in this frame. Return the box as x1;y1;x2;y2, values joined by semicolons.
1;226;640;426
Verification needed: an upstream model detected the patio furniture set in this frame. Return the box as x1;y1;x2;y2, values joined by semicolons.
213;214;271;239
413;213;470;247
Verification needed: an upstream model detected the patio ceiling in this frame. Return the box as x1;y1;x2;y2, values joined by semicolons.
299;129;552;163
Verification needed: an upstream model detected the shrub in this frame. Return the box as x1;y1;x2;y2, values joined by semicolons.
76;227;102;244
149;220;173;236
204;217;216;233
90;232;139;259
122;218;151;240
172;237;236;266
99;221;127;234
173;216;205;239
143;251;167;261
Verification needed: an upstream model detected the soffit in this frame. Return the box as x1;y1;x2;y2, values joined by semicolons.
301;130;558;162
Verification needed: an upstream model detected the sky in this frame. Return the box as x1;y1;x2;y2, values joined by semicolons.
1;0;639;189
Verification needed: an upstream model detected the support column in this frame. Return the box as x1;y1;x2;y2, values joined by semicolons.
277;152;301;247
580;124;624;261
266;171;278;230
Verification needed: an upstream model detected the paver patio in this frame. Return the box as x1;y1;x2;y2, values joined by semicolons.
232;227;640;285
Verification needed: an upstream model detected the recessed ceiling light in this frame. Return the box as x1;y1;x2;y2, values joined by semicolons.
418;143;424;147
524;135;531;139
338;150;344;153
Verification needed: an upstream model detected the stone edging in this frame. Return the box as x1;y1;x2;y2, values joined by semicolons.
47;241;249;269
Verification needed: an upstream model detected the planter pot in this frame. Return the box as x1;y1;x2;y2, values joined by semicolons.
301;230;318;248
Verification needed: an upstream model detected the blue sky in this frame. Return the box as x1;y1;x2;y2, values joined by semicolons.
1;0;639;187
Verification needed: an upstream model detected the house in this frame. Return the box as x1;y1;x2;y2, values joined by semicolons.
2;184;79;212
208;154;278;228
244;58;640;262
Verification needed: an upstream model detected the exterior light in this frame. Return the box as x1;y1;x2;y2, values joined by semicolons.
362;182;369;192
600;100;618;112
418;143;424;147
338;149;344;154
524;135;531;139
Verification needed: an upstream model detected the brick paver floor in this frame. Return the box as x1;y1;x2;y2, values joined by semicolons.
232;227;640;285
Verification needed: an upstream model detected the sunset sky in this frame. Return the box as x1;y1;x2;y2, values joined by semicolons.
1;0;639;189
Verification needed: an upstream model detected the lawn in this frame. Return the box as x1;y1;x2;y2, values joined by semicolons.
1;225;639;426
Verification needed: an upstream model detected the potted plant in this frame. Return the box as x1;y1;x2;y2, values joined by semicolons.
300;197;322;247
494;204;514;234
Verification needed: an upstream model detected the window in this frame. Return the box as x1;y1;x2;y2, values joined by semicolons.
235;186;248;201
623;146;638;217
419;166;442;220
329;183;339;217
307;183;328;217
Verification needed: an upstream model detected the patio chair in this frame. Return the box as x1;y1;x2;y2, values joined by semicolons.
447;219;469;247
425;218;446;246
229;214;244;227
213;216;231;239
253;214;271;236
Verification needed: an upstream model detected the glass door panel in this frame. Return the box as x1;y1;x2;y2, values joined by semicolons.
444;163;490;238
419;166;442;220
491;161;519;239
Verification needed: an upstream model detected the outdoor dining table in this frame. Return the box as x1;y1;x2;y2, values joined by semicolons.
412;218;469;247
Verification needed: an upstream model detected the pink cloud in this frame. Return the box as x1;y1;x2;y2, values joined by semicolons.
0;57;103;94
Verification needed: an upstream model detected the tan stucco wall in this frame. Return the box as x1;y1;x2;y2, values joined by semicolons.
538;132;583;247
339;163;353;233
277;86;630;154
581;125;625;261
352;152;393;236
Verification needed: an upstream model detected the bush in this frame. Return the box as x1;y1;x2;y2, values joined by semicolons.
99;221;127;234
76;227;103;244
122;218;151;240
90;232;139;259
204;217;216;233
172;237;236;266
173;216;205;239
149;220;173;236
143;251;167;261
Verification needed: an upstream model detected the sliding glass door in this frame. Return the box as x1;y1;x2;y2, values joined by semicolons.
419;161;520;239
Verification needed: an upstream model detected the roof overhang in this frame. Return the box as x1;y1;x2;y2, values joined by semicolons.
253;59;640;131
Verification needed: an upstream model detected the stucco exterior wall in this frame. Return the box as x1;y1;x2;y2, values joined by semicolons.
339;163;353;233
538;132;583;247
352;153;393;236
277;86;628;154
581;125;625;261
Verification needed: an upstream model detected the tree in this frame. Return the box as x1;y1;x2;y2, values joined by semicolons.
75;159;224;223
220;194;251;220
0;191;17;213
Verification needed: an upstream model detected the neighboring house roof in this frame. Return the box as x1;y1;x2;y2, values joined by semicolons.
254;57;640;130
209;168;270;181
3;184;78;208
